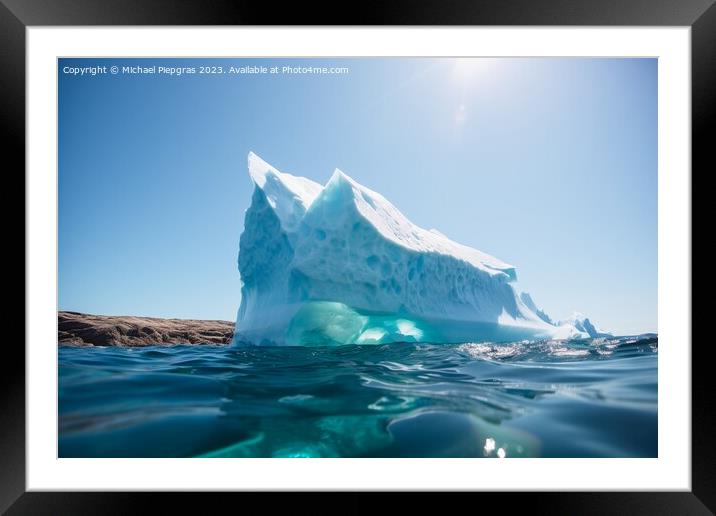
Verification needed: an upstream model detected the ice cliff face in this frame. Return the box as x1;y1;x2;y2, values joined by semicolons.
233;152;601;346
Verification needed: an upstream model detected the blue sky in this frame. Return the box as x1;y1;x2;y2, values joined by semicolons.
58;58;657;334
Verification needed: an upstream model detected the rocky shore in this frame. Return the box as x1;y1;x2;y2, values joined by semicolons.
58;311;234;347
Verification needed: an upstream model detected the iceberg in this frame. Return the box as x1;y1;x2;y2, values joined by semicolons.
233;152;598;346
559;312;612;338
518;292;555;325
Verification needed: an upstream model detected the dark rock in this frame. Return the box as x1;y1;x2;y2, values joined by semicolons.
58;311;234;347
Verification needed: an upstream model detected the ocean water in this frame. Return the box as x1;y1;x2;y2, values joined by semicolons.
59;336;657;458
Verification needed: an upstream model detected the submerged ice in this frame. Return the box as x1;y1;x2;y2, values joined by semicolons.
233;153;605;346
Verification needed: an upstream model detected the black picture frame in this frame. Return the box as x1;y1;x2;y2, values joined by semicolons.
5;0;710;513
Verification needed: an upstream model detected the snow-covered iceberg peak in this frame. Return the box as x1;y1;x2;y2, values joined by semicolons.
319;168;517;281
246;151;323;232
233;152;597;346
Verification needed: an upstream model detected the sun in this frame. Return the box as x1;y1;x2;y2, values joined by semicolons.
453;58;495;82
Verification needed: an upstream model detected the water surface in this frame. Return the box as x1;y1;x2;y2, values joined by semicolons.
59;336;657;457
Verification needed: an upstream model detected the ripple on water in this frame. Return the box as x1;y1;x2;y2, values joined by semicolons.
59;336;657;458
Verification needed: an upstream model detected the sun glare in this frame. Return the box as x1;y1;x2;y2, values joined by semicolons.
453;58;496;82
450;58;499;126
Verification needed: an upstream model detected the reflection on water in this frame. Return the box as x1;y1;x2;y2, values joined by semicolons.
59;336;657;457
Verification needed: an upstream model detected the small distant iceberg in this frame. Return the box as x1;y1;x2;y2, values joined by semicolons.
559;312;613;339
233;153;608;346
